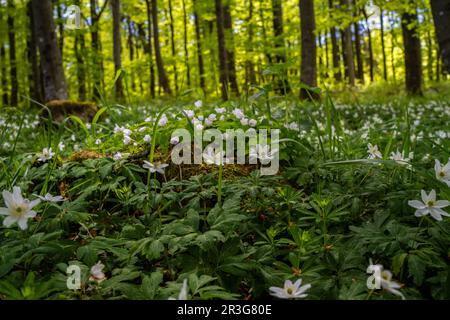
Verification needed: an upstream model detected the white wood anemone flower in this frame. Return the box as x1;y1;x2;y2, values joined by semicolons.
368;263;405;300
169;279;189;300
0;186;40;230
89;261;106;283
143;161;169;174
435;159;450;187
35;193;65;203
37;147;54;162
269;279;311;299
367;143;382;159
408;189;450;221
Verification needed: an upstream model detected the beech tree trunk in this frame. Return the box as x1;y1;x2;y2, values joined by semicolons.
299;0;317;99
380;8;388;81
362;8;374;82
111;0;124;100
271;0;291;94
150;0;172;95
401;6;423;94
215;0;229;100
193;0;205;91
430;0;450;74
1;44;7;106
182;0;191;87
223;3;239;96
32;0;68;102
168;0;178;93
144;2;156;98
7;0;18;106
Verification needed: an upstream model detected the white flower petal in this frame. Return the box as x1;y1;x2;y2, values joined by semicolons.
3;216;17;227
12;186;23;203
2;190;14;208
435;200;450;208
408;200;426;209
17;218;29;230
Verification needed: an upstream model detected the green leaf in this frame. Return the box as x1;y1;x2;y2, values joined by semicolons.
408;255;426;285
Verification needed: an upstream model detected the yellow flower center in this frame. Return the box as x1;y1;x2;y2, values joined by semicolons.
12;205;27;218
287;287;293;295
439;171;446;177
427;200;435;207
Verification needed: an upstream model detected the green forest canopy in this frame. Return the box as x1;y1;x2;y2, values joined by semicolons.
0;0;449;105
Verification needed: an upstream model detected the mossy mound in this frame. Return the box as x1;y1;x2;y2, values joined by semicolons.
42;100;98;124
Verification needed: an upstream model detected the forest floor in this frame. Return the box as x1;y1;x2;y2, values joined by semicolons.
0;87;450;300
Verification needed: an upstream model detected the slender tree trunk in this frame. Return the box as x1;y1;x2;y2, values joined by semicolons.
362;8;374;82
32;0;68;101
244;0;256;88
215;0;229;100
74;27;87;101
389;13;397;83
143;2;156;98
329;0;342;81
168;0;178;93
150;0;172;95
299;0;317;99
111;0;124;100
340;0;355;86
193;0;205;92
223;3;239;96
90;0;108;99
126;17;136;91
401;5;422;95
260;0;272;68
271;0;291;94
426;29;434;81
0;44;8;106
430;0;450;74
7;0;18;106
380;8;388;81
353;13;364;84
26;2;43;102
182;0;191;87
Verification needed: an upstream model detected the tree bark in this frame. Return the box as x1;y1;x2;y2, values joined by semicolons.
340;0;355;86
271;0;291;94
380;8;388;81
7;0;18;106
362;8;374;82
401;6;423;94
245;0;256;88
111;0;124;101
182;0;191;87
75;31;87;101
430;0;450;74
90;0;108;99
215;0;229;100
143;2;156;98
223;2;239;96
353;3;364;85
56;0;64;57
150;0;172;95
27;2;43;102
0;44;7;106
168;0;178;93
126;17;136;91
32;0;68;102
299;0;317;99
329;0;342;81
193;0;205;92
